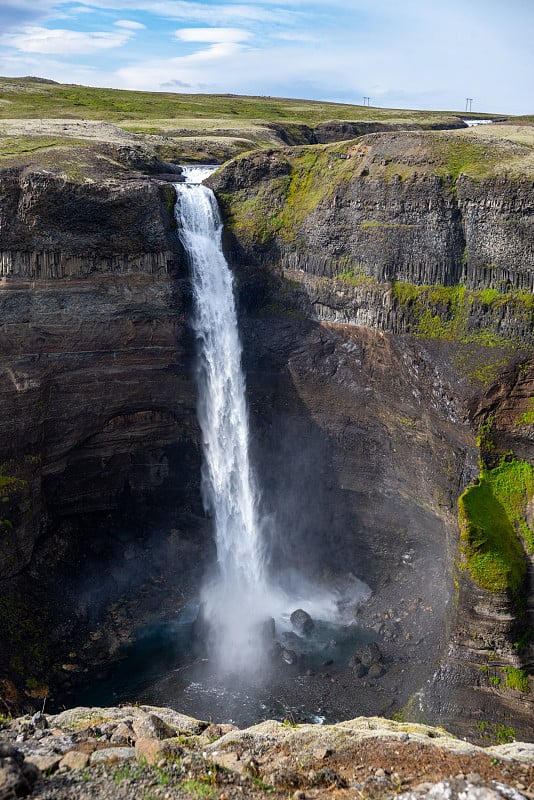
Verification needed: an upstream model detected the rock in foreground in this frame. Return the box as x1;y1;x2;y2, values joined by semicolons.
1;706;533;799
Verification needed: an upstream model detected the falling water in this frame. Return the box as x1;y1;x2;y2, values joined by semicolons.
173;167;370;679
175;166;275;672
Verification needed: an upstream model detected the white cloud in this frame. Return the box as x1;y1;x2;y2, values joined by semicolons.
175;27;252;43
114;20;146;29
1;25;133;54
74;0;299;25
0;0;532;114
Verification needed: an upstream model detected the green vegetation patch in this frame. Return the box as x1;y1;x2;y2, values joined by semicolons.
516;397;534;426
390;281;533;348
458;459;534;594
501;666;530;693
221;145;360;246
0;78;468;126
430;133;534;183
476;721;516;744
485;459;534;553
0;135;65;158
0;463;27;532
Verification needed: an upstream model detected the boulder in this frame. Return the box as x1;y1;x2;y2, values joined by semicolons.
258;616;276;642
290;609;314;636
281;648;298;665
89;747;136;765
134;738;183;765
59;751;90;771
132;712;175;741
357;642;383;668
367;662;385;678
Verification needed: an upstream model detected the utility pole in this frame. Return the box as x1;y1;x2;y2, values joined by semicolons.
363;96;370;106
465;97;473;113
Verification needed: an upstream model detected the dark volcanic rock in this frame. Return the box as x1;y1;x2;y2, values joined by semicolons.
0;166;209;699
290;609;314;635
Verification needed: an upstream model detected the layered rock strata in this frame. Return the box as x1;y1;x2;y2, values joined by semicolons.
0;167;208;697
208;133;534;736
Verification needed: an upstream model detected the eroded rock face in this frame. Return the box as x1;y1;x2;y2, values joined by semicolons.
1;135;533;737
209;135;534;738
0;167;210;694
209;133;534;291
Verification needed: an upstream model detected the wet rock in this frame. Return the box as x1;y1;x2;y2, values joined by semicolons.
281;631;303;648
281;648;298;665
258;616;276;642
191;603;211;653
31;711;48;730
352;661;367;678
290;609;314;636
368;662;385;678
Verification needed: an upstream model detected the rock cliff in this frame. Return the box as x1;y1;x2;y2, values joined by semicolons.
0;166;211;700
0;126;533;742
206;129;534;738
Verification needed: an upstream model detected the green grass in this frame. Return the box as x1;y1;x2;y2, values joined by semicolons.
430;133;534;182
390;282;533;350
458;459;534;594
0;77;473;126
485;459;534;552
476;721;516;744
221;129;534;257
0;135;76;157
182;779;216;799
0;463;27;531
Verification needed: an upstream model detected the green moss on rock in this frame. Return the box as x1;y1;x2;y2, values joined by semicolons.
458;459;534;594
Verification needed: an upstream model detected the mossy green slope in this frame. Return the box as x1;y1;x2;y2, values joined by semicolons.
220;132;534;251
458;459;534;594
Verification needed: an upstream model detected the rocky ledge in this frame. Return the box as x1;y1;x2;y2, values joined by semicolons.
1;705;534;800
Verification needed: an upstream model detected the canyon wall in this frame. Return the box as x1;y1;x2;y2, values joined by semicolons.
207;133;534;738
0;168;211;701
1;129;533;739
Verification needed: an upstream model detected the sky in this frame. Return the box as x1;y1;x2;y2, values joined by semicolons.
0;0;532;115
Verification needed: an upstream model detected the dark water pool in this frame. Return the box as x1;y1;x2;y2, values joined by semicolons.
69;604;377;726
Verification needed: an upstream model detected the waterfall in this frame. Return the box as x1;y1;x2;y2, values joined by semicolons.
175;167;275;672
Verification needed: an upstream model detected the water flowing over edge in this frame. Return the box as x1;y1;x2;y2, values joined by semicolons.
175;167;279;672
174;166;371;675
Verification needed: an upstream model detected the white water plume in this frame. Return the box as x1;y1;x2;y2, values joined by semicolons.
175;166;280;672
175;166;370;675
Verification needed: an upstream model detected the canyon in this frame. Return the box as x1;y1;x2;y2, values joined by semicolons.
0;94;533;753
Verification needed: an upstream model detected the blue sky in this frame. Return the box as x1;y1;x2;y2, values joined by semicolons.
0;0;532;114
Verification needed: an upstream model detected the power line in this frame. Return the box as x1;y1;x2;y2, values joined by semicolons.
465;97;473;113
